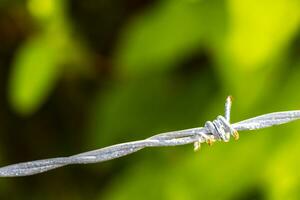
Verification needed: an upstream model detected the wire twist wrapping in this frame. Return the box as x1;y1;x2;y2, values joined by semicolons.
1;96;300;177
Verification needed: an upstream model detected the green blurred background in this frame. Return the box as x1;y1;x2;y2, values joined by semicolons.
0;0;300;199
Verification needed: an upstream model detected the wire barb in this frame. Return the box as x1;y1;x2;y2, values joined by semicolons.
1;96;300;177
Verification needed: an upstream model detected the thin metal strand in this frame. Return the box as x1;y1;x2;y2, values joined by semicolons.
225;96;232;122
1;97;300;177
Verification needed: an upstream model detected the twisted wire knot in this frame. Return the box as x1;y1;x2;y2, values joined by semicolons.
194;96;239;151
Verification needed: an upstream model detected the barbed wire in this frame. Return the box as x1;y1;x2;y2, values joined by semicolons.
1;96;300;177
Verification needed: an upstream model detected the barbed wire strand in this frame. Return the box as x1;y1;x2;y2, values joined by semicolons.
1;96;300;177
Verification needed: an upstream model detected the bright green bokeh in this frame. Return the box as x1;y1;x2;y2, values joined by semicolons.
2;0;300;199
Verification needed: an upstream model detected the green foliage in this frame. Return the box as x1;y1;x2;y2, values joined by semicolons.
8;0;90;115
216;0;300;108
9;34;62;114
1;0;300;199
116;0;227;77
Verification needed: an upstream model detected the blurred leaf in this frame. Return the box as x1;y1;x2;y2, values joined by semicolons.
9;34;63;115
216;0;300;109
28;0;57;20
8;0;91;115
225;0;300;70
115;0;226;77
27;0;66;24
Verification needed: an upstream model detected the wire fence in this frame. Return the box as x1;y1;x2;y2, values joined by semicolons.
1;96;300;177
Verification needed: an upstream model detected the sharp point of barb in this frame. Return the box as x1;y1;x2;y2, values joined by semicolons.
227;95;233;101
1;96;300;177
